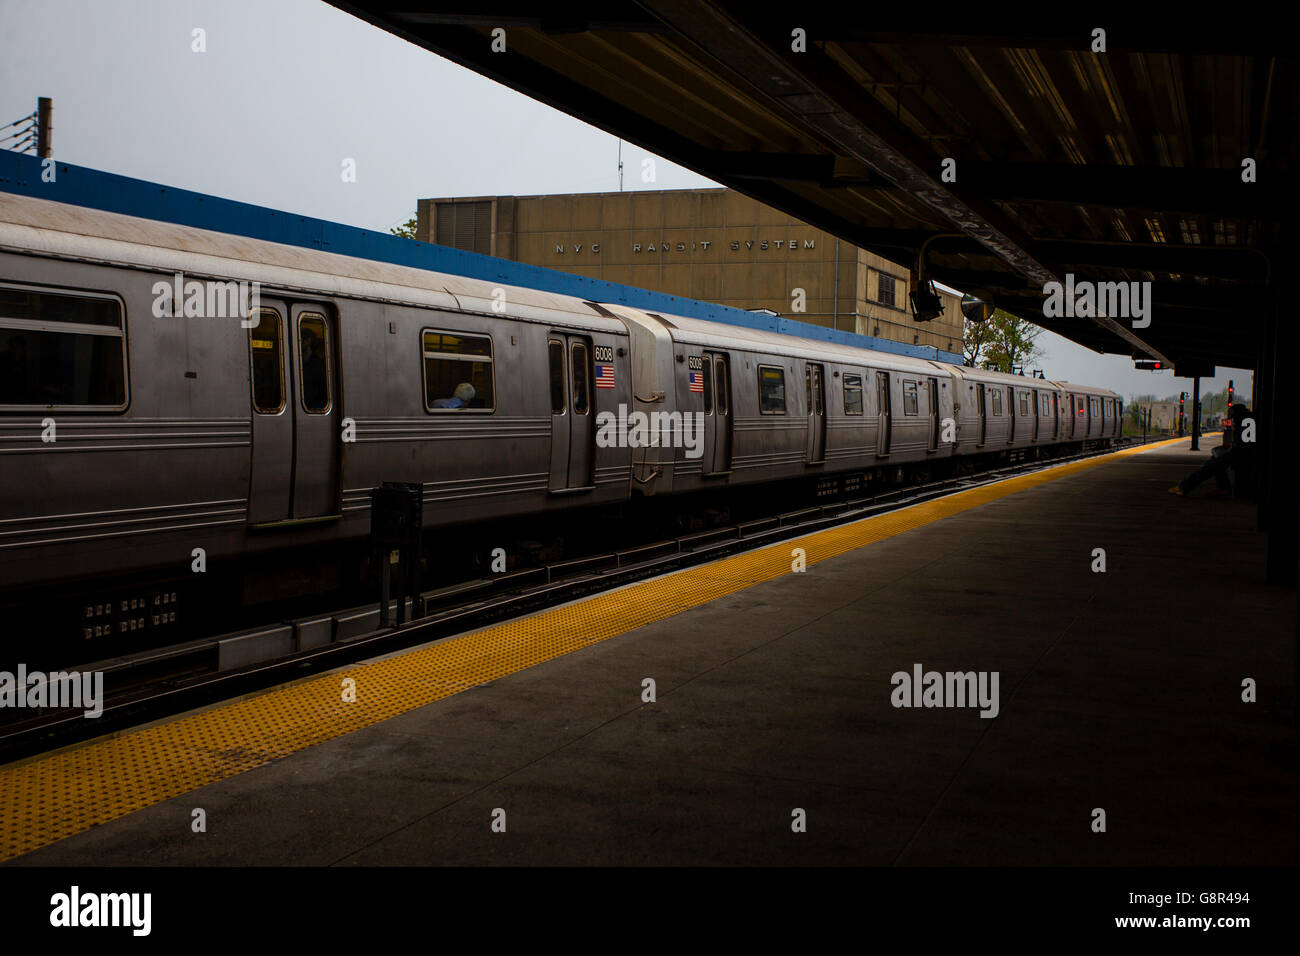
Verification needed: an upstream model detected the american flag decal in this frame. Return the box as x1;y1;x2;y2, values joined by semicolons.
688;370;704;393
595;363;616;389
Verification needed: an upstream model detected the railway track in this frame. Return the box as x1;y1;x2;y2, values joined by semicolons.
0;436;1168;761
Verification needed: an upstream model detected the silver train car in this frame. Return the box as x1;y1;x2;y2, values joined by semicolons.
0;193;1121;657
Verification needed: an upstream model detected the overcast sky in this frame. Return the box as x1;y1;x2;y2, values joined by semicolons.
0;0;1251;404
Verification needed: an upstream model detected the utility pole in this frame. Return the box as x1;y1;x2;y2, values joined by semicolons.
36;97;52;158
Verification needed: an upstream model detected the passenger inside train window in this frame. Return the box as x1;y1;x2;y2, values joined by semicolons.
423;329;494;411
432;382;476;408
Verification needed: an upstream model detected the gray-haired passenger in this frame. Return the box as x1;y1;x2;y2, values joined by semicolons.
432;382;476;408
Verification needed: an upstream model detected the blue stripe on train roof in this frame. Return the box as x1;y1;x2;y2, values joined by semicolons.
0;151;962;364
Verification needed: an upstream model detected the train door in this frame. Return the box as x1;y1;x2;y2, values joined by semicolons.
805;363;826;464
1031;389;1040;441
247;299;340;525
927;377;940;451
1052;393;1060;439
876;371;891;455
548;333;594;492
702;350;733;475
290;305;340;517
1064;393;1073;439
976;383;986;445
1003;385;1013;444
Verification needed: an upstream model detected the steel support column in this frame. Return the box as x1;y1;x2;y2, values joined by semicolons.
1265;286;1296;586
1256;311;1274;532
1190;378;1201;451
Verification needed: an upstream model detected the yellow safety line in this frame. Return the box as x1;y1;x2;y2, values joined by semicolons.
0;436;1186;860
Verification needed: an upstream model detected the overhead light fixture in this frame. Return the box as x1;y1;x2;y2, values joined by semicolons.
960;289;996;322
910;280;943;323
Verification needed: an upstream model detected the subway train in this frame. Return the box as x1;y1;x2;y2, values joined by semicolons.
0;192;1121;660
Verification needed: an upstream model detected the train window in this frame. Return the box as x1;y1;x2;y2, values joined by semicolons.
758;365;786;414
0;284;127;410
548;340;565;415
1019;392;1030;417
297;313;331;414
571;342;590;415
1041;394;1051;415
714;358;728;416
249;308;284;414
423;329;494;411
991;389;1003;416
902;380;919;416
1077;397;1085;415
843;374;863;415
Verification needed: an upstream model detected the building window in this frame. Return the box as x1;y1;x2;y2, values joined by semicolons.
435;201;491;255
876;273;896;308
0;284;127;410
758;365;786;414
902;380;919;416
423;329;494;411
843;373;863;415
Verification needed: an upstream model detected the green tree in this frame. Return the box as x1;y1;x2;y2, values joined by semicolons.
963;308;1044;373
962;313;998;367
390;215;418;239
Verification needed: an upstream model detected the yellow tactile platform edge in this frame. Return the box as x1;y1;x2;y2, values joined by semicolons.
0;436;1188;860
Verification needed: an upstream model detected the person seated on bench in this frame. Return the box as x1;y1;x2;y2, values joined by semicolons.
1170;404;1252;497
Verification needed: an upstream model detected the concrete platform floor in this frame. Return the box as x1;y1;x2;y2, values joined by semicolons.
10;439;1299;866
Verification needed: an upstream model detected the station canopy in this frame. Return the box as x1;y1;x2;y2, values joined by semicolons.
330;5;1297;372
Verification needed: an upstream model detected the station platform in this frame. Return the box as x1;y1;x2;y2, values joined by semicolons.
3;436;1297;866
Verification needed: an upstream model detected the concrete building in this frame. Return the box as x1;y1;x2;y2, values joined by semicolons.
415;188;965;356
1134;401;1180;431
